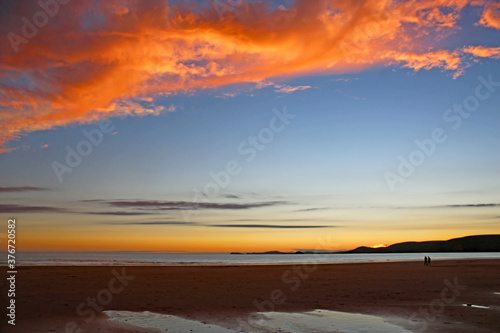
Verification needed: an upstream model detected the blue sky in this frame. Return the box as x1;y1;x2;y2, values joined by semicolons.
0;0;499;251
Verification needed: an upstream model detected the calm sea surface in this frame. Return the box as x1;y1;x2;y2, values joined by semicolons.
3;251;500;266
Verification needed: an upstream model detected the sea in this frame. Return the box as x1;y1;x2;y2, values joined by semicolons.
3;251;500;266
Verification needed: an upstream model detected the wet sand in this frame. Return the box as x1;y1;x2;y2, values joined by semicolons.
1;259;499;332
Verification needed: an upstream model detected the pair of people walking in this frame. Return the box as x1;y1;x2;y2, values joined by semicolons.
424;256;431;266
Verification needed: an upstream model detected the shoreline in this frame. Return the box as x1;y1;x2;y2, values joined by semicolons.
8;255;500;267
6;252;500;268
2;259;499;332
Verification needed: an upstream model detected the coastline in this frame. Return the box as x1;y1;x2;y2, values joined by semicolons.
6;251;500;267
2;259;499;332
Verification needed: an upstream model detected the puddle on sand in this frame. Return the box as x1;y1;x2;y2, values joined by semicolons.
462;304;490;309
104;310;234;332
105;309;411;333
247;310;412;333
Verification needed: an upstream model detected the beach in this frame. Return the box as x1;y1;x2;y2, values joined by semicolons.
2;259;499;332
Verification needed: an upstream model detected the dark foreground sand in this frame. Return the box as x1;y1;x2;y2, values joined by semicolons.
1;259;499;332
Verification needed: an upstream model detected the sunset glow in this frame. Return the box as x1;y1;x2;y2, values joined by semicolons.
371;244;388;249
0;0;499;252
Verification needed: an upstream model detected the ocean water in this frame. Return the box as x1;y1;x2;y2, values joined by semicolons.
4;251;500;266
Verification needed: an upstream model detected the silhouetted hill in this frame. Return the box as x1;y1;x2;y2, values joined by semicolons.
230;250;312;255
346;235;500;253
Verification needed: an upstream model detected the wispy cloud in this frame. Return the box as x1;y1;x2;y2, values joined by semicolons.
254;80;275;89
100;221;334;229
1;0;498;152
254;81;312;94
335;89;365;101
333;77;358;82
479;2;500;29
103;200;288;211
0;204;65;213
443;203;500;208
274;85;312;94
86;211;154;216
395;203;500;209
209;224;335;229
221;194;241;199
0;186;51;192
102;221;198;226
463;46;500;59
232;218;326;222
294;207;330;212
388;50;465;78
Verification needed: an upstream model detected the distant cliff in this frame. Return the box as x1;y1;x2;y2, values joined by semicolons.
346;235;500;253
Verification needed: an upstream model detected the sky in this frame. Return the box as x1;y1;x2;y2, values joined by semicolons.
0;0;499;252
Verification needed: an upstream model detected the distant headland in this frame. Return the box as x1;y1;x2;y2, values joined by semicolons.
344;234;500;253
230;250;338;255
231;235;500;254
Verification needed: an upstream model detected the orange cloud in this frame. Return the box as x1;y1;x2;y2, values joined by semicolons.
463;45;500;58
479;2;500;29
0;0;498;152
387;49;464;78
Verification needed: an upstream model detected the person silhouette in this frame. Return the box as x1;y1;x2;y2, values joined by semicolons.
428;256;431;266
424;256;427;266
